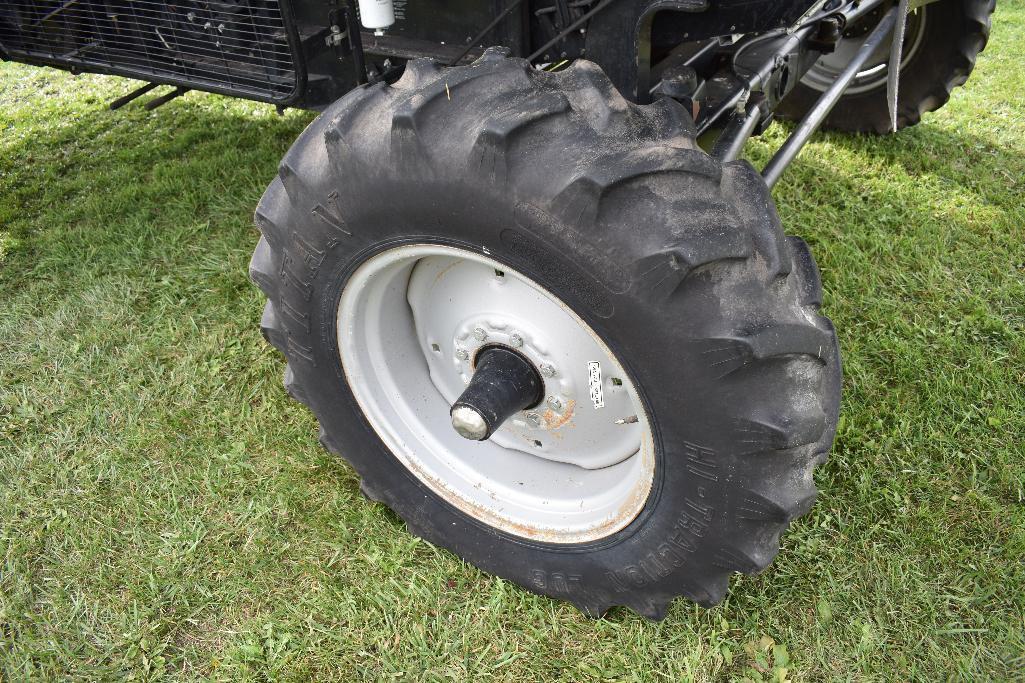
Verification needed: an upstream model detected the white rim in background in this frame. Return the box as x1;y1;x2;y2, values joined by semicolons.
336;244;655;543
801;8;928;95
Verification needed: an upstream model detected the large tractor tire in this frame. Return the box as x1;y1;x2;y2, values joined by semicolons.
779;0;995;134
249;49;842;619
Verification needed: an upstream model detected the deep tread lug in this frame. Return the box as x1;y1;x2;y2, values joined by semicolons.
786;236;824;308
632;229;753;299
712;544;774;575
695;324;833;378
248;237;276;298
740;477;819;524
730;408;828;454
390;109;429;171
736;490;792;523
551;147;720;225
554;60;629;131
394;58;444;90
260;301;287;353
642;96;698;139
472;45;512;64
276;159;305;205
323;82;388;163
318;426;338;455
470;92;570;184
283;364;308;405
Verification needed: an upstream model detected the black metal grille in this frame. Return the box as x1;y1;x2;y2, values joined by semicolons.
0;0;297;101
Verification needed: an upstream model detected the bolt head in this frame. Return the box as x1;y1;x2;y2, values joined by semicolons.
509;333;524;348
455;348;469;361
539;363;556;378
546;396;562;411
473;327;488;341
524;411;541;427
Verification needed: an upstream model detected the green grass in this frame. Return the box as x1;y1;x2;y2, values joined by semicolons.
1;7;1023;680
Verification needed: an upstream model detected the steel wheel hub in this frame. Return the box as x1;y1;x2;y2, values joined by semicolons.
336;244;655;543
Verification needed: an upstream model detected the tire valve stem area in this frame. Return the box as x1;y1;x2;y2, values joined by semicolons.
449;346;544;441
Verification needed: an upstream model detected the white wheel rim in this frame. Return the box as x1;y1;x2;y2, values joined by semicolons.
336;244;655;543
801;8;927;95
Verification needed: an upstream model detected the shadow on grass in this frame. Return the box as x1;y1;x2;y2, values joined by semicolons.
4;79;1022;298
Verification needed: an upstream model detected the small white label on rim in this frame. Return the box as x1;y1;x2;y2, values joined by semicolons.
587;361;605;409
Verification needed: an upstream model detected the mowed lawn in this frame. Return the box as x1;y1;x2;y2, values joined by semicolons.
1;6;1023;681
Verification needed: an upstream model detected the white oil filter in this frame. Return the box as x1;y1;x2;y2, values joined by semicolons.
357;0;395;34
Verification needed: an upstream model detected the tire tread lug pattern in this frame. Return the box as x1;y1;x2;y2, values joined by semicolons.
283;364;308;406
631;228;754;299
551;147;720;226
711;543;773;574
260;301;287;353
786;236;823;308
317;426;338;455
323;83;389;162
641;96;699;139
469;92;570;185
731;409;828;455
248;236;276;299
741;479;819;523
736;490;793;523
553;60;629;133
692;323;832;379
392;57;443;90
276;159;308;206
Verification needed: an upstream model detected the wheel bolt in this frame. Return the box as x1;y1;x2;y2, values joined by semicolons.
509;333;524;348
473;327;488;341
455;348;469;361
546;396;562;411
525;411;541;427
539;363;556;378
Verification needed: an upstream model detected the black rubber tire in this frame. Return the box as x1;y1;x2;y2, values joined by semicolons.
250;50;842;619
778;0;995;134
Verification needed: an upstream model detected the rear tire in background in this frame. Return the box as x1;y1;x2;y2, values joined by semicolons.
250;50;842;618
779;0;995;134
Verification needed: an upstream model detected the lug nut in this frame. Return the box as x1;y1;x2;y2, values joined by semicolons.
525;411;541;427
473;327;488;341
539;363;556;378
509;333;524;348
455;348;469;361
546;396;562;411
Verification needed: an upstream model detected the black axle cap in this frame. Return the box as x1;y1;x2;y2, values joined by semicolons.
449;345;544;441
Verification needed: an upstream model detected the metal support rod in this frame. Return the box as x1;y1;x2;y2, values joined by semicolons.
711;102;763;162
527;0;618;62
109;82;159;110
762;7;898;189
344;0;368;84
32;0;79;27
840;0;890;26
648;38;720;95
695;0;887;136
143;86;188;110
448;0;524;66
696;86;747;136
